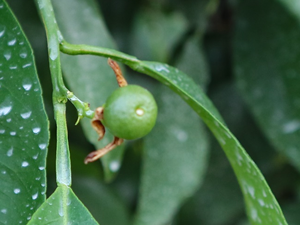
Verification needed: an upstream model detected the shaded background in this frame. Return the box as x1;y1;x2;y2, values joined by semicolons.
7;0;300;224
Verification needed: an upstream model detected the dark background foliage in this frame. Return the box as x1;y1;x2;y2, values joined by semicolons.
6;0;300;224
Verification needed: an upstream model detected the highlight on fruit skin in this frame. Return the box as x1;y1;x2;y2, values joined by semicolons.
102;85;158;140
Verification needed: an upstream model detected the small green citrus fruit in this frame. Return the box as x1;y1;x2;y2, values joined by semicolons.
102;85;158;140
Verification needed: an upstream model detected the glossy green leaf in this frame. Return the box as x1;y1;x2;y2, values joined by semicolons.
28;185;98;225
52;0;125;181
130;61;288;224
233;0;300;171
134;85;209;225
0;0;49;223
72;176;130;225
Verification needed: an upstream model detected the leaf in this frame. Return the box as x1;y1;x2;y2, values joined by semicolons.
134;85;209;225
128;61;288;224
72;176;130;225
178;83;277;225
233;0;300;171
0;0;49;224
28;185;98;225
130;9;188;62
52;0;125;181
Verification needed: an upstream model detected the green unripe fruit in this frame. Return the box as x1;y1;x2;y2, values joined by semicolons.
102;85;158;140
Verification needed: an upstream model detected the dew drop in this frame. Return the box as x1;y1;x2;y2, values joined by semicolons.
20;111;32;119
32;153;39;160
109;161;120;172
39;143;47;150
9;65;17;70
3;50;11;60
1;170;6;174
155;64;170;73
32;193;38;200
10;131;16;136
0;26;5;38
7;147;13;157
32;127;41;134
0;106;12;116
1;209;7;214
38;166;45;171
22;84;32;91
19;52;27;59
22;161;29;167
8;38;17;46
0;129;5;134
22;63;32;68
14;188;21;194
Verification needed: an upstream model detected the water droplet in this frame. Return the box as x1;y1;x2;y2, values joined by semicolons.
32;193;38;200
22;63;32;68
14;188;21;194
258;199;265;206
38;166;45;171
6;118;11;122
3;50;11;60
22;84;32;91
39;143;47;150
109;161;120;172
247;186;255;198
20;111;32;119
58;207;64;217
19;52;27;59
27;216;31;221
8;38;17;46
0;27;5;38
32;127;41;134
1;209;7;214
22;161;29;167
0;129;5;134
1;170;6;174
7;147;13;157
33;153;39;160
9;65;17;70
0;106;12;116
10;131;16;136
155;64;170;73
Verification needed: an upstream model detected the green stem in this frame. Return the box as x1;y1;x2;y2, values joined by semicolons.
35;0;67;101
54;103;71;186
35;0;71;186
60;41;140;68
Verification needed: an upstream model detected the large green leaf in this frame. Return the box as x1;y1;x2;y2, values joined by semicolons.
52;0;124;181
233;0;300;171
28;185;98;225
134;85;209;225
132;61;288;224
0;0;49;223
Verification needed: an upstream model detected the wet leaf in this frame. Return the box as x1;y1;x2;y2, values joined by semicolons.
128;61;288;225
233;0;300;171
0;0;49;223
28;185;98;225
52;0;124;181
